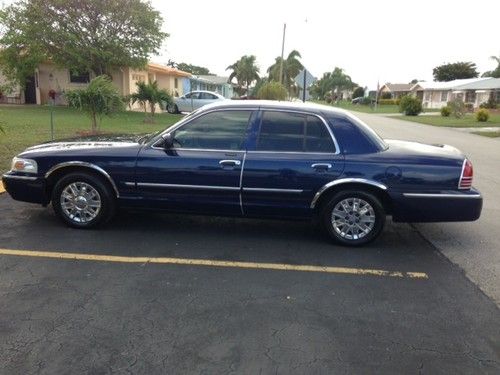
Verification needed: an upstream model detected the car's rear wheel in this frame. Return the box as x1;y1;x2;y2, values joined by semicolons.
321;190;385;246
166;103;179;114
52;172;116;229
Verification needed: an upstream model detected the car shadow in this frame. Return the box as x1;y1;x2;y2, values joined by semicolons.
0;197;436;271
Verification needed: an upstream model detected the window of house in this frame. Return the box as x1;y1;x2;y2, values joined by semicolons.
256;111;335;153
441;91;448;102
424;92;431;101
465;91;476;103
173;110;251;150
174;78;178;89
132;74;145;82
69;70;90;83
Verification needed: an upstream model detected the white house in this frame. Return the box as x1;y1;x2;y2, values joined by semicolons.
451;78;500;108
410;78;490;109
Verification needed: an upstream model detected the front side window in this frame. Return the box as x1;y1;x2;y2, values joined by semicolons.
173;110;251;150
256;111;335;153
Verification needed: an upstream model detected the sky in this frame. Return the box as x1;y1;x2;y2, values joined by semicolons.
151;0;500;89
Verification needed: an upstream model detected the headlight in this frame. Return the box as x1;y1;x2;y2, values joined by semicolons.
11;157;38;174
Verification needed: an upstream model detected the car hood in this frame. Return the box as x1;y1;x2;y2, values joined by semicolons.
23;133;147;153
384;139;465;162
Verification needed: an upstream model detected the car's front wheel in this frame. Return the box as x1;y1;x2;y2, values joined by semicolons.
321;190;385;246
52;172;116;229
166;103;179;114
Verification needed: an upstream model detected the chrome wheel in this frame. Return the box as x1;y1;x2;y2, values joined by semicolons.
60;182;101;223
331;197;376;240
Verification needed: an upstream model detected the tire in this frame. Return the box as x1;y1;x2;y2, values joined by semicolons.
166;103;178;114
320;190;385;246
51;172;116;229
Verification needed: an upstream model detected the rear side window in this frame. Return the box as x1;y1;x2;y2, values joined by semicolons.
173;110;251;150
327;115;386;154
256;111;335;153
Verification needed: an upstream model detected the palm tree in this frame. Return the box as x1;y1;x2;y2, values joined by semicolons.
129;80;172;122
226;55;260;96
267;50;304;96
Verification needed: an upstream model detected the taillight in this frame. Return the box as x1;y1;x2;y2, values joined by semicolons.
459;159;473;189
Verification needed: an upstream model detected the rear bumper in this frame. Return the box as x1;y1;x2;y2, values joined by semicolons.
2;173;48;205
391;188;482;222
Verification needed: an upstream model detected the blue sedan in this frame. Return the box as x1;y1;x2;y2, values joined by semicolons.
2;101;482;246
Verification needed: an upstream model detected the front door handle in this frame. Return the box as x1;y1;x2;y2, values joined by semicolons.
219;159;241;168
311;163;332;171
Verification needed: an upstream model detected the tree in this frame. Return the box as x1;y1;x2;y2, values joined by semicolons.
352;86;365;99
481;55;500;78
257;82;287;101
409;79;419;84
267;50;304;97
309;68;355;100
0;0;167;86
176;63;213;76
432;62;479;82
129;80;172;122
226;55;260;96
65;75;124;133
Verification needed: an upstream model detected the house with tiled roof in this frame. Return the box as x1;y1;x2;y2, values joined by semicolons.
378;83;413;99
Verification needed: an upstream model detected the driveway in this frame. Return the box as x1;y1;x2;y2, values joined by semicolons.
354;112;500;304
0;197;499;373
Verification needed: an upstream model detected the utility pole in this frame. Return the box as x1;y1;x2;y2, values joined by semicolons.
279;23;286;85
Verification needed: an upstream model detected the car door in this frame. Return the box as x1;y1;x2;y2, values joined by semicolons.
242;110;344;218
134;109;255;215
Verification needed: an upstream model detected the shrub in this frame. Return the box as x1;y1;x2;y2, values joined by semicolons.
399;95;422;116
257;81;287;101
352;86;364;99
479;96;498;109
476;109;489;122
448;99;466;118
378;99;397;105
380;92;392;99
440;106;451;117
464;103;474;112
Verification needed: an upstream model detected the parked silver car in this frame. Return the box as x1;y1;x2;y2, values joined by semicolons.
167;90;225;114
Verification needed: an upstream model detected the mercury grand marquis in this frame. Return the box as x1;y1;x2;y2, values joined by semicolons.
2;101;482;246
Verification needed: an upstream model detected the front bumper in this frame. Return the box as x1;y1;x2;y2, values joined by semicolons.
391;188;483;223
2;172;48;205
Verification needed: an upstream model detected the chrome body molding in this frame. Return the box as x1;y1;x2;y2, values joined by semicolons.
2;173;38;181
402;192;482;199
124;182;136;187
310;178;388;209
44;161;120;198
136;182;240;191
243;187;303;193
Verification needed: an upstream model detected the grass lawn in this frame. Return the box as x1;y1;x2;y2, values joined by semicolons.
471;131;500;138
0;105;183;173
392;113;500;128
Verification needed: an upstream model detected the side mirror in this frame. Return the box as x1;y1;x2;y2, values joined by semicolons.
162;133;174;149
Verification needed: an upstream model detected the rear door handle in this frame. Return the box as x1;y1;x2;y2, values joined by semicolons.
311;163;332;171
219;159;241;168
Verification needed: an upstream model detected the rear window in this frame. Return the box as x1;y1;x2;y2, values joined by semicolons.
326;115;387;154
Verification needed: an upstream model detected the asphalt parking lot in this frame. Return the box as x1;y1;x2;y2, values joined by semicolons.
0;195;499;374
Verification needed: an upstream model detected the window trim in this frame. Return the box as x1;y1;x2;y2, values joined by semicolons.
151;108;254;151
252;109;340;155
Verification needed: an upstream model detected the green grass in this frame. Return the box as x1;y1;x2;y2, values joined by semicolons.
471;130;500;138
0;105;183;172
392;113;500;128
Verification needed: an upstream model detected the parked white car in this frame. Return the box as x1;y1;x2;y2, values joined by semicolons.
167;90;225;113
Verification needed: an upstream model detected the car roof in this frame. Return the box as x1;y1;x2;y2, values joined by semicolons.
201;99;352;116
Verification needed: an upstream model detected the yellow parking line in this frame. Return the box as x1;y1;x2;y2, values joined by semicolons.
0;182;5;194
0;248;428;279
